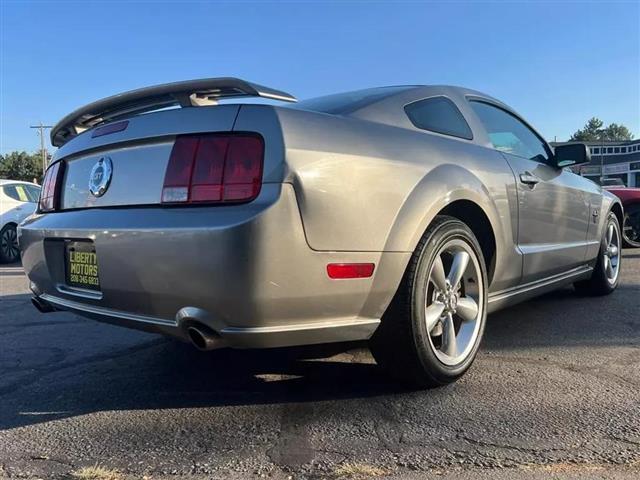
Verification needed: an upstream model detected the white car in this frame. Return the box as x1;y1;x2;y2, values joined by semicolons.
0;180;41;263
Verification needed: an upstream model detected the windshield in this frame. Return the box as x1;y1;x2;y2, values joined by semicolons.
290;86;413;115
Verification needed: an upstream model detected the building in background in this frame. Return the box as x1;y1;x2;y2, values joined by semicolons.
552;139;640;187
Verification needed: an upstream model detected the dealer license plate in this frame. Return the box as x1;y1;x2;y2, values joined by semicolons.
65;241;100;291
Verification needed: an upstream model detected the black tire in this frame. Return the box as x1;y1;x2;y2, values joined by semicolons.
574;212;621;296
370;215;488;388
0;223;20;264
622;205;640;248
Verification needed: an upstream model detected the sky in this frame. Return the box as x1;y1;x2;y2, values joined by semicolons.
1;0;639;154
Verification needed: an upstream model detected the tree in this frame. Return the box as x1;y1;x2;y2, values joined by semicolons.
604;123;633;141
569;117;634;142
569;117;603;141
0;151;42;183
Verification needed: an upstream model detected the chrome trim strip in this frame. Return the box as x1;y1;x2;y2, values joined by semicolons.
39;293;176;327
488;265;593;303
221;318;380;335
56;284;103;300
518;240;599;255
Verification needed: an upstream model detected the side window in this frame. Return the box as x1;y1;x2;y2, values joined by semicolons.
470;100;550;163
26;186;42;202
405;97;473;140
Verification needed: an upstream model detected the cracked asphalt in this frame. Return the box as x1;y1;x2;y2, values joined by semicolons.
0;252;639;479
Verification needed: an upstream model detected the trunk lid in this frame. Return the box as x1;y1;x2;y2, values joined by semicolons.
50;77;296;210
57;105;240;209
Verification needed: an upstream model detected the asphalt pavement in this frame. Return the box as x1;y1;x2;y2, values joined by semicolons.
0;252;639;479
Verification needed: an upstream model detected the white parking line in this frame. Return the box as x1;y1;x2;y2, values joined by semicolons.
0;266;24;274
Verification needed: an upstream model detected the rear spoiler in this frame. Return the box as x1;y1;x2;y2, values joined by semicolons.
51;77;297;147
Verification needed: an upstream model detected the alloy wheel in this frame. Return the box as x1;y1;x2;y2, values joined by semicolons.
1;226;19;263
424;238;484;366
603;220;621;284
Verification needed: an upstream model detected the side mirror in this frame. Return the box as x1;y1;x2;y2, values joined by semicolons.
553;143;591;169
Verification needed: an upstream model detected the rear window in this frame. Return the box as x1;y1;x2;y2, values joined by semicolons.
2;184;40;203
404;96;473;140
290;86;413;115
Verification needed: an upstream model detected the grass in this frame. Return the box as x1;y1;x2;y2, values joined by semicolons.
70;465;123;480
333;462;389;478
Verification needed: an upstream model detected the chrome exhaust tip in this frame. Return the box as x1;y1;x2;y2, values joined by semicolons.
187;325;221;351
31;296;55;313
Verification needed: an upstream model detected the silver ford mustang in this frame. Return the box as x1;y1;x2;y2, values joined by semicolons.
20;78;623;387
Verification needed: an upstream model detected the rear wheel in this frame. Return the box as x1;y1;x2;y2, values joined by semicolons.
622;205;640;248
370;216;487;388
0;224;20;263
574;212;621;296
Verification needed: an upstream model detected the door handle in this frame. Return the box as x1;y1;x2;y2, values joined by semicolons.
519;172;540;186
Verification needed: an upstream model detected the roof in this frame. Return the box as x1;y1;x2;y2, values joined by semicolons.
0;179;40;187
293;84;507;110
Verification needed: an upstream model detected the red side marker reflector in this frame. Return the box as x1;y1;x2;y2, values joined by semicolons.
327;263;375;279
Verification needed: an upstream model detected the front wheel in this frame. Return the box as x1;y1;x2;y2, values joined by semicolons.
574;212;622;296
0;224;20;264
370;216;488;388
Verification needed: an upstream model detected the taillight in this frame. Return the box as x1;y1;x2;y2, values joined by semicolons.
162;134;263;204
39;162;62;212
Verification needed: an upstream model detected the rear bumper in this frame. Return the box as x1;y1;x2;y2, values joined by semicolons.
19;184;409;348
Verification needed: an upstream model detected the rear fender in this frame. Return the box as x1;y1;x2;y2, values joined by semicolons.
383;164;503;253
381;163;524;294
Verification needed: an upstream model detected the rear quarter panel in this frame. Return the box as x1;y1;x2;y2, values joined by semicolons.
272;107;522;292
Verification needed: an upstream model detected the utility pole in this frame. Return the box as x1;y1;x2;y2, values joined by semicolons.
29;122;53;176
600;130;606;185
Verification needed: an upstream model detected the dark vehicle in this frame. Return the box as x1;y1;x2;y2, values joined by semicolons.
606;187;640;247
